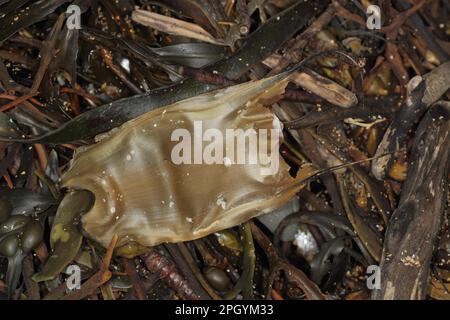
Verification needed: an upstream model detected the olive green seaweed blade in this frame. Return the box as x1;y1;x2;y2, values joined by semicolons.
32;190;94;282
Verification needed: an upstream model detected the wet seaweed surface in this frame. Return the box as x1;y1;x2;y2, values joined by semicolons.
0;0;449;300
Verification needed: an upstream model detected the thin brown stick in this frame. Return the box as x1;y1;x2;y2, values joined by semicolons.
268;1;342;76
34;144;48;171
0;92;38;112
122;258;146;300
2;172;13;189
60;87;101;106
380;0;427;34
100;48;143;94
30;14;65;93
22;255;40;300
0;93;43;107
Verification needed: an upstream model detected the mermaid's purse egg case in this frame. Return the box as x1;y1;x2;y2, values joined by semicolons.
61;74;306;249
